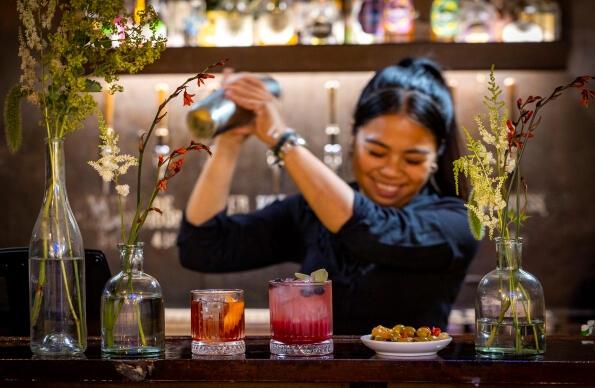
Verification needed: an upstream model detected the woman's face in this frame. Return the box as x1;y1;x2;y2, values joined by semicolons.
352;113;438;208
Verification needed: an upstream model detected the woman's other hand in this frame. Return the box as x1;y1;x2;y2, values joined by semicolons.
223;74;286;148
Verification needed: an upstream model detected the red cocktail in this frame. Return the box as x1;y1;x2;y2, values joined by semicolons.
269;279;333;356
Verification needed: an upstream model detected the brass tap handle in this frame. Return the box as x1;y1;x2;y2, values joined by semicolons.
103;89;114;131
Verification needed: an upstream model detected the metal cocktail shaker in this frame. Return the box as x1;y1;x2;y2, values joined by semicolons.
186;76;281;139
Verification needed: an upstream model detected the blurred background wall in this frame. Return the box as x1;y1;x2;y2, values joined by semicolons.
1;0;593;333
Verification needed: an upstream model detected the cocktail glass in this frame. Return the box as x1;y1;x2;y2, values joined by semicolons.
191;289;245;355
269;279;333;356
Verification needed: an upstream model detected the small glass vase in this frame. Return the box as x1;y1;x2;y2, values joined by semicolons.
101;242;165;357
29;139;87;356
475;238;546;358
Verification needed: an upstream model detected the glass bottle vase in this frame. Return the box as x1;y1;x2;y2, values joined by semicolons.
475;238;546;357
101;242;165;357
29;139;87;356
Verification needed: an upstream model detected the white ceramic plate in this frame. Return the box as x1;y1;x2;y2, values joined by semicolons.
360;335;452;358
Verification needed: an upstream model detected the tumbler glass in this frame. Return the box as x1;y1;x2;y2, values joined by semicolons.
269;279;333;356
191;289;245;355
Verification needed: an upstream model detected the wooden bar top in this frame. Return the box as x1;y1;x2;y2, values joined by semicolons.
1;335;594;386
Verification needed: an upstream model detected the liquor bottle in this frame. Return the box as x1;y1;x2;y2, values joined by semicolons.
255;0;296;45
356;0;384;43
430;0;460;42
382;0;415;43
301;0;341;45
323;80;342;175
456;0;497;43
502;18;543;42
217;0;254;46
520;0;560;42
161;0;206;46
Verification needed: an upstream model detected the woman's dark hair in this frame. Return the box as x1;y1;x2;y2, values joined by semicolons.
353;57;467;199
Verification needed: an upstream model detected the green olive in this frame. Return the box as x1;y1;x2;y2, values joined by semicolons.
371;325;392;340
416;326;431;338
402;326;416;338
391;324;405;335
438;332;450;340
390;332;401;342
397;336;414;342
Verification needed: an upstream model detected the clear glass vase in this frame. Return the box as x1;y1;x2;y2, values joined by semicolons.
29;139;87;356
475;238;546;358
101;242;165;357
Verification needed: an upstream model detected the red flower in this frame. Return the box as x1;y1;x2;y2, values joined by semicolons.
571;75;592;89
158;155;165;166
157;179;168;192
166;158;185;178
197;73;215;87
171;147;187;157
183;89;195;106
189;141;212;156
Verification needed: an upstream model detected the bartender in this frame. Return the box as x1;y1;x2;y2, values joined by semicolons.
178;58;479;334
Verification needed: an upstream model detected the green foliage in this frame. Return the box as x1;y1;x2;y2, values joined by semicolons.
3;84;25;153
14;0;166;143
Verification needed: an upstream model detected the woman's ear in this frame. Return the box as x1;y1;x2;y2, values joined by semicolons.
430;162;438;174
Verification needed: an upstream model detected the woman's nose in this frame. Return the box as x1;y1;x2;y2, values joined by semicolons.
379;156;404;177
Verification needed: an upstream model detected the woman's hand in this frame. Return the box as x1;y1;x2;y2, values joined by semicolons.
223;74;286;148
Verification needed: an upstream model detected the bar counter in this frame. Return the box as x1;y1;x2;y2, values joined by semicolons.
1;335;594;387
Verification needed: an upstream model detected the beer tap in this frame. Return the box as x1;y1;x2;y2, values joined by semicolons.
154;83;171;176
323;80;342;175
102;89;115;195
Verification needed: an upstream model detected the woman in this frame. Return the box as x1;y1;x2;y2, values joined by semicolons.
178;58;478;334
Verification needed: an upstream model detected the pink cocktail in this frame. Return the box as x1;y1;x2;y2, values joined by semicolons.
269;279;333;356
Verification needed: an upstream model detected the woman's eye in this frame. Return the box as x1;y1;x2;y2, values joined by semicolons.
405;159;425;165
367;150;385;158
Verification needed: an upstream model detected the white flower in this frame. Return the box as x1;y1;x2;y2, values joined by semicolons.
115;184;130;197
88;126;138;183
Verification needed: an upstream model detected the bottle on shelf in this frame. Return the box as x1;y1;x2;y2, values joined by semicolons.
520;0;560;42
300;0;341;45
356;0;384;43
502;8;543;42
430;0;460;42
382;0;415;43
455;0;497;43
216;0;254;46
255;0;297;45
162;0;206;47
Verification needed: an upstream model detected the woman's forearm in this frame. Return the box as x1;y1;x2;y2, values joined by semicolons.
283;145;354;233
185;137;242;226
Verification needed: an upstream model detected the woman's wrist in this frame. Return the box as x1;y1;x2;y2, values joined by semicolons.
270;129;307;165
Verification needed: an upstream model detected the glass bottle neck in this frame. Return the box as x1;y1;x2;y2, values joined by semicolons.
119;243;144;273
45;139;67;197
496;238;523;270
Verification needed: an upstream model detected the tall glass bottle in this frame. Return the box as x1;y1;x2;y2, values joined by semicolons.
217;0;254;46
475;238;546;358
382;0;415;42
456;0;497;43
301;0;341;45
101;243;165;357
255;0;296;45
430;0;460;41
29;139;87;356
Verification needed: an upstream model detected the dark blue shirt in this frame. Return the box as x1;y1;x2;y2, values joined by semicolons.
178;184;478;334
